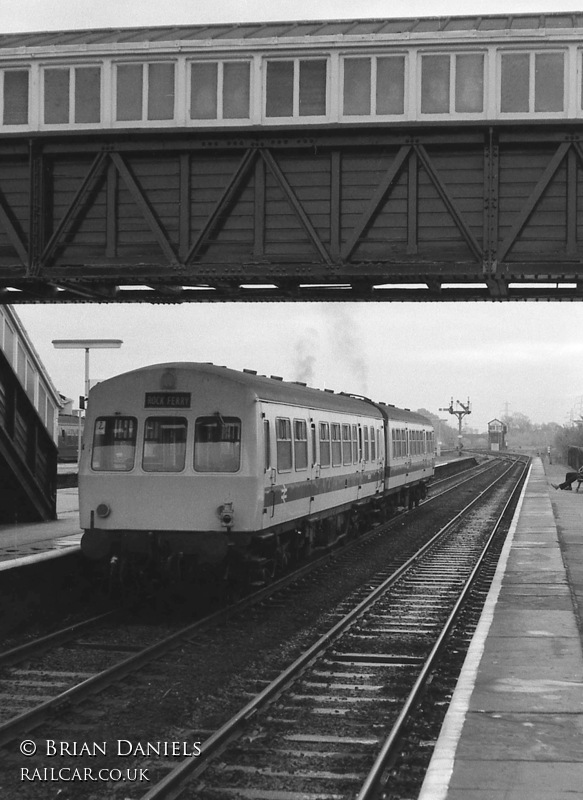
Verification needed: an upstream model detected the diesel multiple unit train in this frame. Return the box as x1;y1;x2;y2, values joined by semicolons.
79;363;434;586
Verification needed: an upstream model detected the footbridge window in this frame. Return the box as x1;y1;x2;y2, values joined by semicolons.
265;58;327;118
500;51;564;113
1;69;29;125
421;53;484;114
342;56;405;117
116;62;176;122
190;60;251;120
43;66;101;124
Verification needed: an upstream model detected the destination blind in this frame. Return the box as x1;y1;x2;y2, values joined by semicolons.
145;392;191;408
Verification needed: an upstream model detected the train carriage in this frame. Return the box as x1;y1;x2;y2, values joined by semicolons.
79;362;434;587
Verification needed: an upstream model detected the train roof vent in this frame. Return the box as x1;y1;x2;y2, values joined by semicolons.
271;375;283;381
404;408;410;411
293;381;307;386
243;369;257;374
324;388;334;393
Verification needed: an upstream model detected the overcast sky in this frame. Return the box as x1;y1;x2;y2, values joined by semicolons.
5;1;583;433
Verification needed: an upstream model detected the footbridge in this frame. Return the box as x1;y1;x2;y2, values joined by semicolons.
0;13;582;302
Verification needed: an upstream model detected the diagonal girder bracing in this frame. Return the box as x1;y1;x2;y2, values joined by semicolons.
0;126;582;301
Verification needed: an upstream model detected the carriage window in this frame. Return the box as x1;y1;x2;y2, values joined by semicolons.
363;426;369;462
91;416;137;471
194;416;241;472
501;51;564;113
319;422;330;467
370;426;376;461
3;70;29;125
276;417;292;472
352;424;358;463
331;423;341;466
142;417;187;472
266;58;327;118
392;427;408;458
342;424;352;465
294;419;308;470
44;67;101;125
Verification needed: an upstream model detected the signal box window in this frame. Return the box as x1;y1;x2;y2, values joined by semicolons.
319;422;330;467
91;416;137;471
276;417;292;472
294;419;308;470
194;416;241;472
3;70;29;125
143;417;187;472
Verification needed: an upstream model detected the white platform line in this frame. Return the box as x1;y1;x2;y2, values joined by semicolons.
416;461;532;800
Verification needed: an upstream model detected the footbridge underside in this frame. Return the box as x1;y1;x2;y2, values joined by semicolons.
1;124;582;302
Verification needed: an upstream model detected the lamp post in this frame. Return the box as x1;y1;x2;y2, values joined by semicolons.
52;339;123;462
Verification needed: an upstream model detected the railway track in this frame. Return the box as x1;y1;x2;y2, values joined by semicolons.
134;457;526;800
0;455;523;799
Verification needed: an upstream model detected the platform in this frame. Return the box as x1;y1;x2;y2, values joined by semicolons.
418;456;583;800
0;487;81;569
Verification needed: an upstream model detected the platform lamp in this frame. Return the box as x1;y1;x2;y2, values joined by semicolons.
52;339;123;462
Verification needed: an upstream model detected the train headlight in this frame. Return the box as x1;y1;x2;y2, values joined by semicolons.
96;503;111;519
218;502;234;529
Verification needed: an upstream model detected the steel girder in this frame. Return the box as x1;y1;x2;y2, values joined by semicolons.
0;126;582;302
